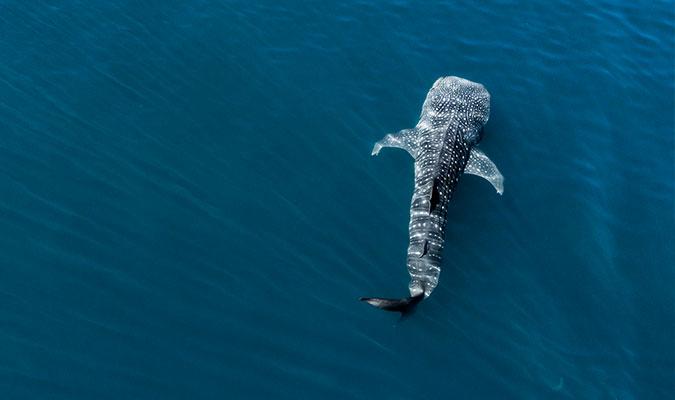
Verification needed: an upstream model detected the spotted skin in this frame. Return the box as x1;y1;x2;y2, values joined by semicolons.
373;76;492;298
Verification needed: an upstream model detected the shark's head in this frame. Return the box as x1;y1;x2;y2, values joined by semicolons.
421;76;491;145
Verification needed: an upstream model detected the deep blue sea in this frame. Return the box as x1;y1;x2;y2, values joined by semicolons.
1;1;674;399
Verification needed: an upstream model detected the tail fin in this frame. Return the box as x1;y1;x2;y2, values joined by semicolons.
359;293;424;314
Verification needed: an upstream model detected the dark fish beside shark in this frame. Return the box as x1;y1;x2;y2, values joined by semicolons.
360;76;504;313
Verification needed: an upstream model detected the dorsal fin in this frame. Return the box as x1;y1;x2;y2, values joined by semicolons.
418;240;429;258
429;178;442;213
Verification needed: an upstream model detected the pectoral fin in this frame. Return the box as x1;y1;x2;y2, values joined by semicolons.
372;129;418;159
465;148;504;194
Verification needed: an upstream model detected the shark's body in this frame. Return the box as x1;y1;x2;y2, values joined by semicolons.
361;76;504;313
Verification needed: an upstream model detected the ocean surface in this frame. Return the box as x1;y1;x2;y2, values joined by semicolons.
1;1;674;399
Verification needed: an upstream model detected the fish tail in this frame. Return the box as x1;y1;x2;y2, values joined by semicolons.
359;293;424;314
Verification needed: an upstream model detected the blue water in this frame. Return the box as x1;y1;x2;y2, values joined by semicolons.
1;1;674;398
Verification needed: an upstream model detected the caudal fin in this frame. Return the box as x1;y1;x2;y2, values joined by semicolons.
359;293;424;314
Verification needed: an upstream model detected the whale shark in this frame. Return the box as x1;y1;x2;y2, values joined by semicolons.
360;76;503;313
